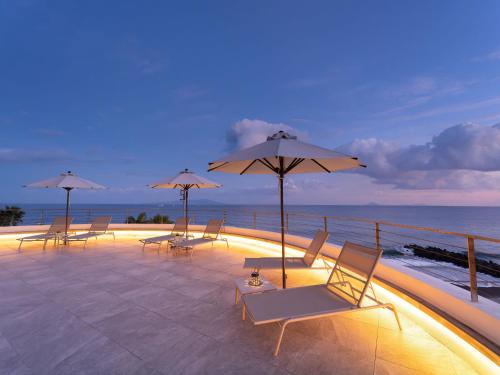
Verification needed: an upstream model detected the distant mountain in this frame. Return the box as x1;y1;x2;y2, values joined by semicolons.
158;199;227;206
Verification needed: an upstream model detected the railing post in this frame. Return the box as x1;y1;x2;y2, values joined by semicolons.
223;210;227;225
375;222;381;250
253;212;256;229
323;216;328;232
467;236;479;302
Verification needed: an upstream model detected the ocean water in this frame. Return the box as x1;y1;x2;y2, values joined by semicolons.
5;203;500;260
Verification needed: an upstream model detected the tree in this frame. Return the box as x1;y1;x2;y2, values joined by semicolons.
0;206;25;226
125;212;173;224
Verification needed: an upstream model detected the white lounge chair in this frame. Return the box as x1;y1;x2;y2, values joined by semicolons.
241;241;402;356
66;216;114;248
243;230;330;270
17;216;72;251
139;217;190;252
170;219;228;256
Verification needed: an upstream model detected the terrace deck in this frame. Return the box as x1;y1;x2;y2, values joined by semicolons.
0;235;482;374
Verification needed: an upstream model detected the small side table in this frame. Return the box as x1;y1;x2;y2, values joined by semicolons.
234;277;277;320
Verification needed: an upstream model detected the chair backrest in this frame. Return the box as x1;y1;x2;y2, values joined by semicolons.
203;219;224;239
171;217;189;235
48;216;72;233
303;230;329;267
89;216;111;233
326;241;382;307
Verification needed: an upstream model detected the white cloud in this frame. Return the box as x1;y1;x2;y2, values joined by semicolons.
33;128;66;137
342;122;500;189
374;76;467;117
172;85;207;100
226;119;307;150
384;96;500;122
0;148;70;163
116;38;168;75
471;49;500;62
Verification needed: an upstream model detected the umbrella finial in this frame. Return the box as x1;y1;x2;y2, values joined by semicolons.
267;130;297;141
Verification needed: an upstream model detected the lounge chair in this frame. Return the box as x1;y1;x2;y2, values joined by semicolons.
66;216;114;248
17;216;72;251
241;241;402;356
139;217;190;252
170;219;228;255
243;230;330;270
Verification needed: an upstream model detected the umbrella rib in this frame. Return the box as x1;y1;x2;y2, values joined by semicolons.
261;158;278;173
240;159;258;175
284;158;305;174
208;162;228;172
311;159;331;173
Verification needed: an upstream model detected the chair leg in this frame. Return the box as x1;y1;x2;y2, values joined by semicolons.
18;240;23;252
274;321;290;356
388;304;403;330
142;242;145;252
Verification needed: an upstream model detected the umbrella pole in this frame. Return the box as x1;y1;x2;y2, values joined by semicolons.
184;187;189;239
279;170;286;289
64;187;72;245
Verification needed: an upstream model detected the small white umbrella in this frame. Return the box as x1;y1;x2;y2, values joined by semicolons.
148;169;221;237
208;131;365;288
24;171;106;244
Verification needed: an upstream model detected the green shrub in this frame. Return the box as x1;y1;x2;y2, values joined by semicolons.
0;206;25;226
125;212;173;224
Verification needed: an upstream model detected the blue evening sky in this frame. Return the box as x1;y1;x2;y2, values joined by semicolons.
1;1;500;205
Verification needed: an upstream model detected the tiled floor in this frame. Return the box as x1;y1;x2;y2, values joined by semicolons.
0;235;481;375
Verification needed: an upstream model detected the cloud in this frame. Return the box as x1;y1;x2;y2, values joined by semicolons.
373;76;467;117
471;49;500;62
172;85;207;100
226;119;307;150
382;96;500;122
0;147;136;165
342;122;500;189
33;128;65;137
0;148;70;163
116;38;168;75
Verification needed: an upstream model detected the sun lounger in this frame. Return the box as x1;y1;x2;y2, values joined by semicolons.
17;216;72;251
170;219;228;255
66;216;114;248
241;241;402;356
139;217;190;252
243;230;329;270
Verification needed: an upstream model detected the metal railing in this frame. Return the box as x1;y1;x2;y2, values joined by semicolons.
5;205;500;303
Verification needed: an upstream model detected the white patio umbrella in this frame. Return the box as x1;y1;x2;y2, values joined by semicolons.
208;130;365;288
148;169;221;237
24;171;106;244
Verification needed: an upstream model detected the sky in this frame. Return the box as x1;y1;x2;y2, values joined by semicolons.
1;1;500;206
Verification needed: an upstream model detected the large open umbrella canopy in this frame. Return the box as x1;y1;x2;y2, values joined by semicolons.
208;130;365;288
24;171;106;244
148;169;221;237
